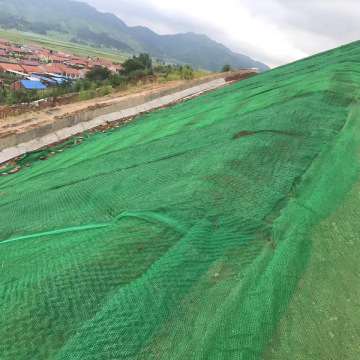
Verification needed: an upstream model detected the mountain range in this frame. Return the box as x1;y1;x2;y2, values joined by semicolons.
0;0;270;72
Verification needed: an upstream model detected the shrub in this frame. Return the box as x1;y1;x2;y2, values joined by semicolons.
221;64;232;72
180;65;194;80
85;67;112;81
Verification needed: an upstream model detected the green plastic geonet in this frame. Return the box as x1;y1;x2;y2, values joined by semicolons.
1;40;360;359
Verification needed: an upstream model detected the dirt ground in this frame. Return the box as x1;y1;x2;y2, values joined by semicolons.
0;79;186;139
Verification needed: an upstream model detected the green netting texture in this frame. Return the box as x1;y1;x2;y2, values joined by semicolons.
1;41;360;359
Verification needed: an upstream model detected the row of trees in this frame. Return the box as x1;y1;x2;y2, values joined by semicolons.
85;52;224;84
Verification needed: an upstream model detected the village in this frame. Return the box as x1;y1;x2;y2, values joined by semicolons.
0;38;123;91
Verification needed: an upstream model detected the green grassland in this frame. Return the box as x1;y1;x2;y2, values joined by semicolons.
0;27;130;63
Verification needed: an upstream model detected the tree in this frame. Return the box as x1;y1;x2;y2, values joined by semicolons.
121;59;145;75
221;64;232;72
134;53;152;69
85;67;112;81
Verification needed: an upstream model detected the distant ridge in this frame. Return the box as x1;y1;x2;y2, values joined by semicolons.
0;0;270;72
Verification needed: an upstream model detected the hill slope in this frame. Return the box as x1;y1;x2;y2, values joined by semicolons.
1;40;360;359
0;0;269;72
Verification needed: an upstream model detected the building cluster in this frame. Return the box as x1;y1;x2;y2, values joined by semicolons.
0;39;123;91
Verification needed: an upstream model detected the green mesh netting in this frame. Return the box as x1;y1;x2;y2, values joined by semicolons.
1;41;360;359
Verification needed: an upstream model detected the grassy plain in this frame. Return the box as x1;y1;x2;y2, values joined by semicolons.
0;28;129;63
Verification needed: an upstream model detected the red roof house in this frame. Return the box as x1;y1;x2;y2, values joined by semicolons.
57;64;80;78
25;54;40;62
38;65;63;74
99;59;113;67
49;55;65;64
70;60;86;68
8;47;27;55
21;60;40;66
21;65;42;74
0;63;24;73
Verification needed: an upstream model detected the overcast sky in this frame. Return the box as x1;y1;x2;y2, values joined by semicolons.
79;0;359;68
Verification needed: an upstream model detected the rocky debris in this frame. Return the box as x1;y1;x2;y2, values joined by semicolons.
25;164;30;167
101;121;109;127
66;145;72;148
51;152;56;155
57;149;64;153
1;192;5;197
39;156;46;160
1;173;7;176
9;167;20;174
74;140;78;144
225;72;258;82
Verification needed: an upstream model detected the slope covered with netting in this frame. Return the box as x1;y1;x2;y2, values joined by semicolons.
1;41;360;359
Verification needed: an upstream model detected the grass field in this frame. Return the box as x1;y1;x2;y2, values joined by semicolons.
0;28;131;63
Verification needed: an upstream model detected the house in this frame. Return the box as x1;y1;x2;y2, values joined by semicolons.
25;55;40;62
0;39;10;46
57;64;81;79
8;47;27;56
70;60;86;68
109;64;123;73
0;79;3;89
0;50;7;59
0;44;8;51
10;80;46;91
37;50;51;62
21;65;42;74
56;54;71;64
38;65;63;75
21;60;40;67
29;75;57;86
0;63;24;74
49;55;65;64
99;59;113;67
87;61;102;69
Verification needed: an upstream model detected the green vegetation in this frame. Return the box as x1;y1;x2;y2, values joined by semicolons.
121;59;145;75
85;67;112;82
221;64;232;72
134;53;152;69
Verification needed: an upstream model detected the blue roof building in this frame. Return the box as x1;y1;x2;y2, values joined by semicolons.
20;80;46;90
11;80;47;91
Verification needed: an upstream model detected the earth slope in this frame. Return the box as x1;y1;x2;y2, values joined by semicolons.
0;41;360;359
